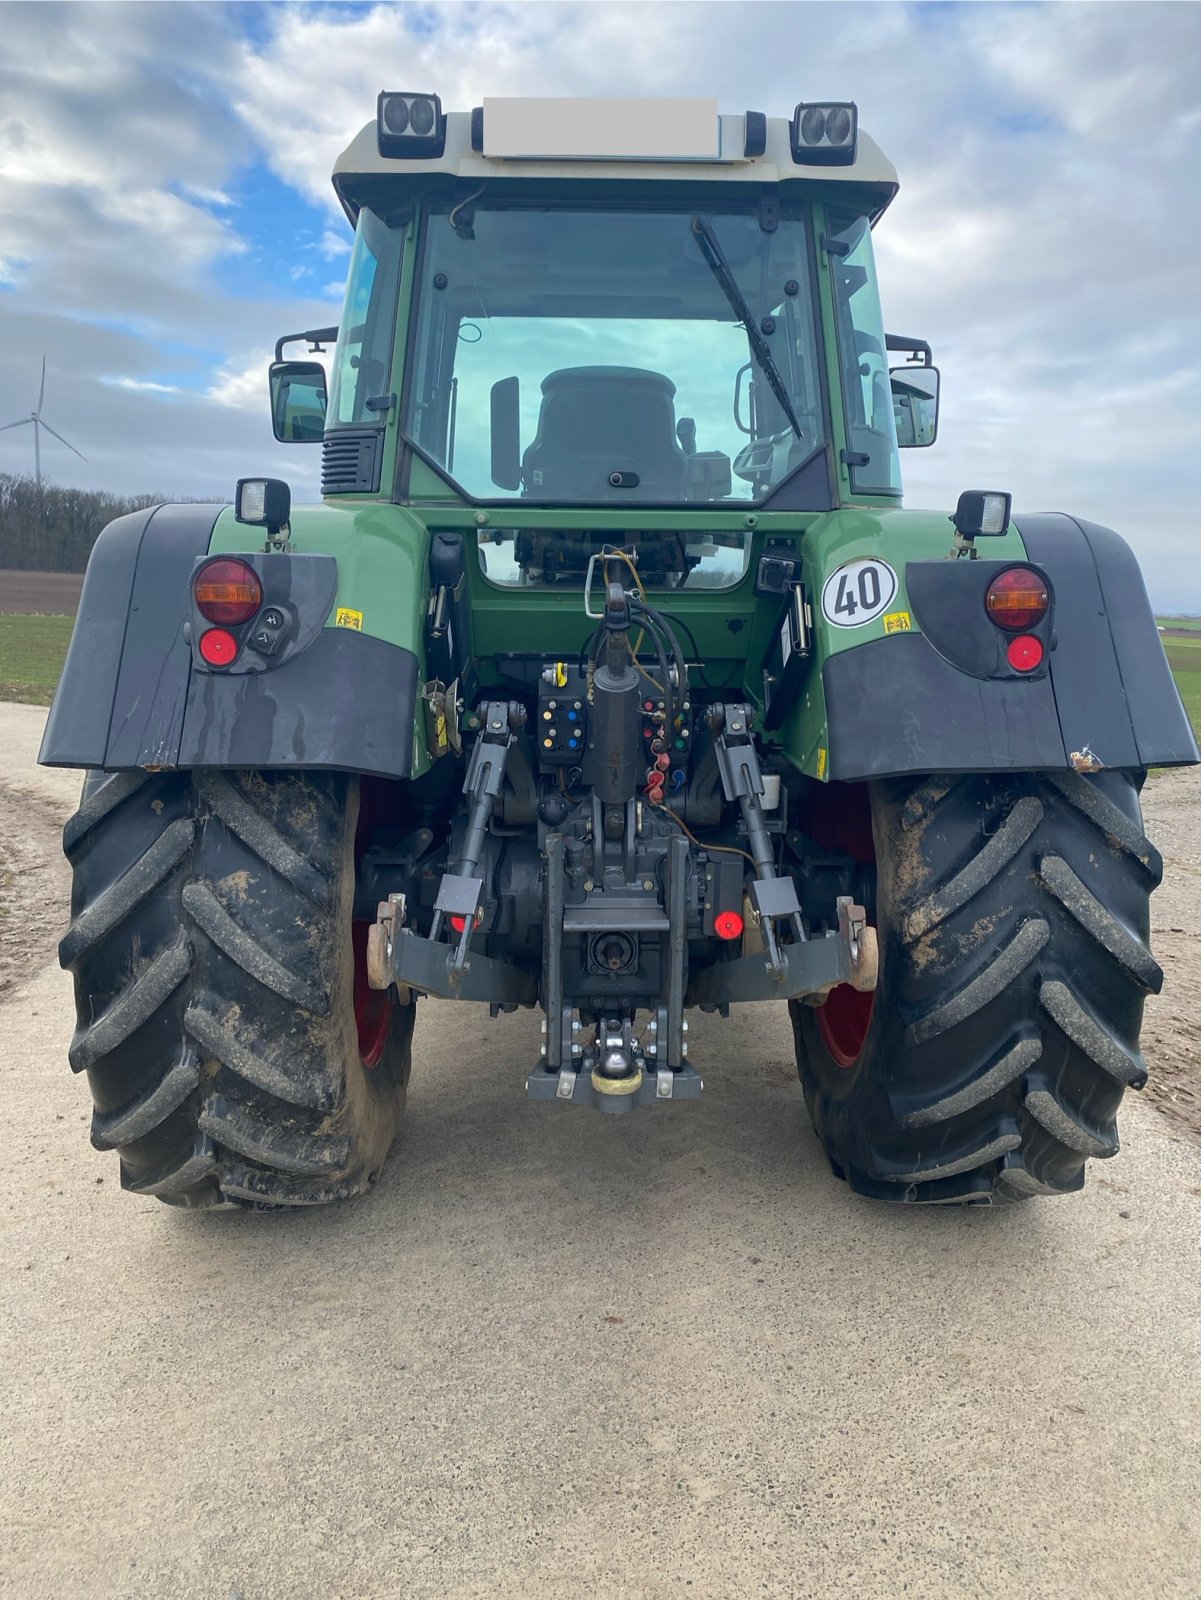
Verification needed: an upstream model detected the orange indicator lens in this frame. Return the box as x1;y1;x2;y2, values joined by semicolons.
985;567;1049;632
194;558;263;625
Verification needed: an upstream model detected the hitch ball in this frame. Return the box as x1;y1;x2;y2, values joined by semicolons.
600;1046;633;1079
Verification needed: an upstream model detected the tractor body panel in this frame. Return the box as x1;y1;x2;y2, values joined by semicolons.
39;498;1197;780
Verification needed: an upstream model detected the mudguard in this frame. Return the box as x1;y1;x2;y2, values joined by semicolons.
39;503;421;780
822;513;1197;780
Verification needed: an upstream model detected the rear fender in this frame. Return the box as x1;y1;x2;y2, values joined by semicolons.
39;502;432;780
777;508;1197;779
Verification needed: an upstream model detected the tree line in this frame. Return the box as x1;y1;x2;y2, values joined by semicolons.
0;474;219;573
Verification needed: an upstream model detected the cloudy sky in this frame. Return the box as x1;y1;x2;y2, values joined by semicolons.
1;0;1198;605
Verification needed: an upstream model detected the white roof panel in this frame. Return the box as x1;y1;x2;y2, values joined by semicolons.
482;97;721;161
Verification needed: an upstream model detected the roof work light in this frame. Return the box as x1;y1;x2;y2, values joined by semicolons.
377;92;446;159
790;102;858;165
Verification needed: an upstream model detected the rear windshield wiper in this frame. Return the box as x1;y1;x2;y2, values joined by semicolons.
690;216;802;440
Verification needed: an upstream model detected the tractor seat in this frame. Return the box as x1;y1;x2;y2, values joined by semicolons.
522;366;687;500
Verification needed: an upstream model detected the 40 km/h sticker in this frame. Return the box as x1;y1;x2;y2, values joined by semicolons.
821;558;899;629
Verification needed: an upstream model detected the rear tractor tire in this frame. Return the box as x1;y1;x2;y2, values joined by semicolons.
60;768;413;1208
792;770;1163;1203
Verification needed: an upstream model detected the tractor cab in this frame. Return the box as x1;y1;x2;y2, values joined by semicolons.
273;96;933;591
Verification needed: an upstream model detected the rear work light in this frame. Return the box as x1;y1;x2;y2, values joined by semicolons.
194;558;262;626
985;566;1049;632
377;91;446;159
791;101;858;165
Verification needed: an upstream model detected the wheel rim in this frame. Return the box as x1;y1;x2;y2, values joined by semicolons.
806;780;877;1071
817;985;874;1068
352;777;398;1070
352;921;392;1068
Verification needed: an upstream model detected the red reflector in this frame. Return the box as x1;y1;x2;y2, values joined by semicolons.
194;558;262;625
1007;634;1044;672
450;914;468;933
985;566;1049;631
714;910;744;941
198;627;238;666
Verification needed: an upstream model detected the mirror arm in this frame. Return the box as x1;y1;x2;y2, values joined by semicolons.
885;333;932;367
274;325;339;363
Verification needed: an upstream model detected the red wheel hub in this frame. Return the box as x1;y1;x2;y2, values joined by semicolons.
817;985;874;1069
352;778;399;1069
806;781;876;1070
352;921;392;1068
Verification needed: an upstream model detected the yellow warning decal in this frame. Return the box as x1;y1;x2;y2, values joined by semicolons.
882;610;912;634
335;608;363;631
817;746;828;780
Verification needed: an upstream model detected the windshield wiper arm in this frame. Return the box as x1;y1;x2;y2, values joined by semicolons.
690;216;802;440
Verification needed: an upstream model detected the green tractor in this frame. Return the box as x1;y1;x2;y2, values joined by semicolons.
42;94;1197;1209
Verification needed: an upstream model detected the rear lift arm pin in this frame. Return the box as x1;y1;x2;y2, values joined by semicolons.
711;703;805;977
432;698;523;970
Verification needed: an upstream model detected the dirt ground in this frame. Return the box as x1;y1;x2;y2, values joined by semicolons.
0;568;83;615
0;785;71;1000
1137;769;1201;1138
2;707;1200;1600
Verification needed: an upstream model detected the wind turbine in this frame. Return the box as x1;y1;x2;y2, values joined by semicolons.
0;357;87;490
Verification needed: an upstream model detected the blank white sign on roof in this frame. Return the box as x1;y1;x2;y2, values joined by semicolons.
482;98;721;161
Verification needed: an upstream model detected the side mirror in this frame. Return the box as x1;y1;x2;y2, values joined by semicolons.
490;376;522;490
269;360;327;443
890;365;940;447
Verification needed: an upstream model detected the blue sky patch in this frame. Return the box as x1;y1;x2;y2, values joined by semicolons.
198;163;351;303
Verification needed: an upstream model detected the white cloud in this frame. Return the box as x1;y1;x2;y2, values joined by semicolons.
0;0;1198;607
101;376;183;395
206;353;275;411
318;228;352;260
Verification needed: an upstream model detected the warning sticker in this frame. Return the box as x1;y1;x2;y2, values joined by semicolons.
335;608;363;631
817;746;828;781
882;610;912;634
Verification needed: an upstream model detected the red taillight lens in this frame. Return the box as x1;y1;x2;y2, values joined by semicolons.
198;627;238;666
194;558;262;625
985;566;1049;632
714;910;744;941
1007;634;1044;672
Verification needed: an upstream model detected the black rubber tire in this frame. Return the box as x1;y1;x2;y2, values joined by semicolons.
791;770;1163;1203
59;769;412;1209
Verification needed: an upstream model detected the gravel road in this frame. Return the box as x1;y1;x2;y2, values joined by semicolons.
2;702;1200;1600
